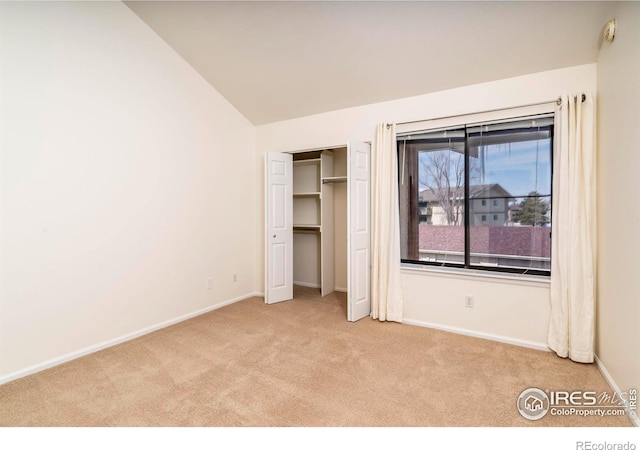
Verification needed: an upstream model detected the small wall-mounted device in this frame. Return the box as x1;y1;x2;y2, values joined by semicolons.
603;19;616;43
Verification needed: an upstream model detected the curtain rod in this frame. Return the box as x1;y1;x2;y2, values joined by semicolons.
391;94;586;127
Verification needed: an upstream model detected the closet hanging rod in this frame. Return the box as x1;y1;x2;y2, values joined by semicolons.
392;95;586;127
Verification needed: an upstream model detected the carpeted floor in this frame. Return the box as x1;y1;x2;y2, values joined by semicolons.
0;286;631;427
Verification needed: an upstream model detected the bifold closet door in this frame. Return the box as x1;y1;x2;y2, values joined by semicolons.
347;141;372;322
265;152;293;304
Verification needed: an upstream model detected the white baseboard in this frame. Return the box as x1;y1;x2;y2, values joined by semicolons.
293;281;320;289
0;291;259;386
402;318;550;352
334;287;347;293
595;355;640;427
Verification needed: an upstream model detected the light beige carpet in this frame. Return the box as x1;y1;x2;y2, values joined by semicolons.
0;286;631;427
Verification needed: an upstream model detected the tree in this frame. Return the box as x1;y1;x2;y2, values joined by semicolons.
419;150;480;225
512;192;550;226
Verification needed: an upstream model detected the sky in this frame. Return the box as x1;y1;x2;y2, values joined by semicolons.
418;138;552;201
475;139;552;199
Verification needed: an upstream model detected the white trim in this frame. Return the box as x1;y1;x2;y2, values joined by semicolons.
287;143;347;155
0;292;260;386
395;103;555;135
401;264;551;286
595;355;640;427
334;286;347;293
293;281;320;289
403;318;550;352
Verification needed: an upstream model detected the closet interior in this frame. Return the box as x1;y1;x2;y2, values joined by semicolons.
292;147;347;297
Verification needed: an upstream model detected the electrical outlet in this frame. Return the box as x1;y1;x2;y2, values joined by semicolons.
233;273;238;282
465;295;474;308
207;278;213;290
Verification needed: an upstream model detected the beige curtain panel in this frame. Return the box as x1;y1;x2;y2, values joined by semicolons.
372;123;404;322
548;93;596;363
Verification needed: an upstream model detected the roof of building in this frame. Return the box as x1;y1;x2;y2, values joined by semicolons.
419;183;513;203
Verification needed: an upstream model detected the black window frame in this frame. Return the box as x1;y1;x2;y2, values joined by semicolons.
398;114;554;277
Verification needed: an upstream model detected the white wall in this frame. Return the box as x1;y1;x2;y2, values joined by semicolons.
293;233;320;287
256;64;597;346
402;269;550;347
596;3;640;399
0;2;257;380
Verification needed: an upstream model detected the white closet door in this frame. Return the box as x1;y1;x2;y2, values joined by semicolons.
265;152;293;304
347;141;371;322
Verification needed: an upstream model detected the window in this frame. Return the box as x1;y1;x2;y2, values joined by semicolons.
398;114;553;275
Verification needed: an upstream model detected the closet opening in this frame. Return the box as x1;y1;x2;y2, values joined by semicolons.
265;141;371;321
291;148;348;298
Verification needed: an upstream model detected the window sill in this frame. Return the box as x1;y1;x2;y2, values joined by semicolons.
400;263;551;286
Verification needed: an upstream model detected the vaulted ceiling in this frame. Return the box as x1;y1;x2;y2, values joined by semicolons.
126;1;615;125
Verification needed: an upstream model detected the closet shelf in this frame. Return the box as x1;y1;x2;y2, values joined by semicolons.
293;224;321;230
293;228;320;234
293;158;321;166
293;192;321;197
322;176;347;184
